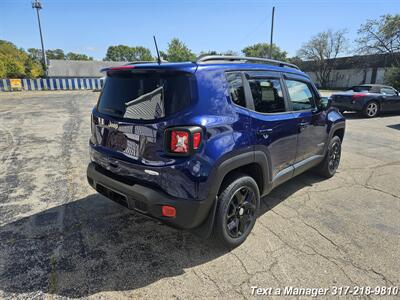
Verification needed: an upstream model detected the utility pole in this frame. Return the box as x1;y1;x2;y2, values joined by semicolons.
269;6;275;59
32;0;47;76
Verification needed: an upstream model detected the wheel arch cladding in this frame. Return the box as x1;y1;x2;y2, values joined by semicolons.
206;150;270;202
333;128;345;141
218;163;264;196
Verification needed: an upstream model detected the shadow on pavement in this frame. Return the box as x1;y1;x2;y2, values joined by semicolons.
0;171;324;298
259;171;324;215
387;124;400;130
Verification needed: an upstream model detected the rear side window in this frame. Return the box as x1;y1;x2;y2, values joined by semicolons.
97;71;195;120
226;72;246;108
248;77;285;113
352;86;371;92
381;88;396;95
285;80;315;111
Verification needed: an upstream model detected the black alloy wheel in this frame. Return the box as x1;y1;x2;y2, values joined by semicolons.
214;174;260;248
328;139;341;174
314;135;342;178
225;187;256;239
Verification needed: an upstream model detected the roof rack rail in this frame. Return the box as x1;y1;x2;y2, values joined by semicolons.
196;55;300;70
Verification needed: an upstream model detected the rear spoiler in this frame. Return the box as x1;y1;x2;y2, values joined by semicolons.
100;61;167;72
100;65;136;72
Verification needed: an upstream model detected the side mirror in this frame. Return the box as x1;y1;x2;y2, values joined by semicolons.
318;97;329;110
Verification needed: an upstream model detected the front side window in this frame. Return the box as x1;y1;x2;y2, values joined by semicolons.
226;72;246;108
285;80;315;111
248;78;285;113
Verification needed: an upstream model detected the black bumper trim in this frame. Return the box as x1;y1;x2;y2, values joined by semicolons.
87;162;214;229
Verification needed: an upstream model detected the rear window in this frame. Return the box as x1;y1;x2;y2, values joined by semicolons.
352;86;371;92
97;71;195;120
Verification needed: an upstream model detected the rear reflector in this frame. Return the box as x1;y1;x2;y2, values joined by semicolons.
161;205;176;217
170;131;189;153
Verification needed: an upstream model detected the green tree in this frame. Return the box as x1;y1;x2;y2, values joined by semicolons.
0;59;5;78
24;57;43;77
297;29;348;88
0;40;25;77
161;38;196;62
0;40;43;78
223;50;238;56
46;49;65;60
199;50;219;57
104;45;153;62
357;15;400;56
27;48;43;62
29;48;94;61
385;67;400;89
199;50;238;57
242;43;287;61
65;52;93;61
288;56;303;65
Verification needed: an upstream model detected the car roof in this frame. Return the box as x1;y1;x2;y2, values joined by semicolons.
102;61;307;77
359;84;394;89
101;62;198;73
196;62;306;76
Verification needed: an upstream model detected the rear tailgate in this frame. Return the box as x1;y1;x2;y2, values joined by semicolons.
91;69;197;166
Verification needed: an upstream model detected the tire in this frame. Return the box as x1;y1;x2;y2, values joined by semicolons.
314;136;342;178
363;101;379;118
213;173;260;249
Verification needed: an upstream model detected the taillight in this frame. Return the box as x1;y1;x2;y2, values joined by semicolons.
352;93;366;100
170;131;189;153
165;126;203;155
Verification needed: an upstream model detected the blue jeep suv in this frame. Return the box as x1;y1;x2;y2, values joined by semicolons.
87;56;345;247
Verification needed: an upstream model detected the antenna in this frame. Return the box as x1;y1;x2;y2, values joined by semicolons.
269;6;275;59
153;35;161;65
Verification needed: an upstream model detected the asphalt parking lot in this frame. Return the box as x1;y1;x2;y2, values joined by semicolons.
0;91;399;299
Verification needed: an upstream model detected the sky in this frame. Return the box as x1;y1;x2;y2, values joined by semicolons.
1;0;399;60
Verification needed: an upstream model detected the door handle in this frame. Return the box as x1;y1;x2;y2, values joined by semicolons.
257;128;273;136
298;122;309;132
298;122;309;128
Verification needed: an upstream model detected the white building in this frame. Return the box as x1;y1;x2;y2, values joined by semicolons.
299;53;399;89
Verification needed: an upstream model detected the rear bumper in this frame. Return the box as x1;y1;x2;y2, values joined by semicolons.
87;162;214;229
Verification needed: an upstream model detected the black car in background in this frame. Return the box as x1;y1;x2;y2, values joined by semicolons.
330;84;400;118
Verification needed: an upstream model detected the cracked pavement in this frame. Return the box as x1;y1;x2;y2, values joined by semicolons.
0;91;399;299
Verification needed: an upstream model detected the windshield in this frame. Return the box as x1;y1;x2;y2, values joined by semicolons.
97;71;195;120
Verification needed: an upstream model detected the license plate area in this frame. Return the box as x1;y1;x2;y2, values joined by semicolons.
96;183;128;208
